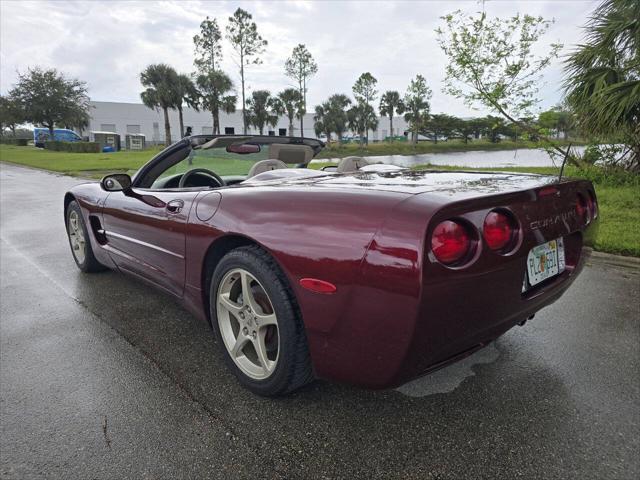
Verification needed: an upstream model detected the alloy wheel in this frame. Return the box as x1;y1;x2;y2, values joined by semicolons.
216;268;280;380
68;210;86;264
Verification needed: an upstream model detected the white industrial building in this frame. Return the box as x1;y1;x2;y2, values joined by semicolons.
82;101;410;145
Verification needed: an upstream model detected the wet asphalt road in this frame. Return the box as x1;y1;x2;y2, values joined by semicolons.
1;163;638;479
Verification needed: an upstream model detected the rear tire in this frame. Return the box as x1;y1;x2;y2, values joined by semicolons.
210;245;314;396
65;200;105;273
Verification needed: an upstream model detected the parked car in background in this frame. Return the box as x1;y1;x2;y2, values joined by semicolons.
34;128;82;148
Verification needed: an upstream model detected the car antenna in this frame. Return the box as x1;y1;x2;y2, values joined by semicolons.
558;143;572;183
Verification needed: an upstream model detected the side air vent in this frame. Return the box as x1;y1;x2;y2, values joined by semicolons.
89;215;107;245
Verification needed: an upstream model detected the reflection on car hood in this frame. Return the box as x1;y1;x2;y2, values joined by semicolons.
242;168;562;199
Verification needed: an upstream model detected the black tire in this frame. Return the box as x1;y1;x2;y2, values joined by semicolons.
209;245;315;396
65;200;106;273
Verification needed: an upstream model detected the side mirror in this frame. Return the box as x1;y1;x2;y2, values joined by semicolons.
101;173;132;192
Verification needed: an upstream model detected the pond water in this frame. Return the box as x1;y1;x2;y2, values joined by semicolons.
320;146;587;169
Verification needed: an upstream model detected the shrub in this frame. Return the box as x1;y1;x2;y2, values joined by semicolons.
44;141;100;153
567;165;639;188
0;138;28;146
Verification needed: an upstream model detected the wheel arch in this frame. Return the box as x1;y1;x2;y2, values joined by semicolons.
201;234;291;325
63;192;76;218
200;233;304;326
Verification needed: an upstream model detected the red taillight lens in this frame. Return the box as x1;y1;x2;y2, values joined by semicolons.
431;220;472;265
576;193;589;223
483;211;516;251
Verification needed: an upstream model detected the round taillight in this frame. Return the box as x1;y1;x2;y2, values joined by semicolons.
483;211;516;251
576;193;589;223
431;220;472;265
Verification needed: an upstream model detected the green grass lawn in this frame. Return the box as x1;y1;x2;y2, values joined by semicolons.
590;185;639;257
1;144;637;257
0;144;163;178
0;144;288;178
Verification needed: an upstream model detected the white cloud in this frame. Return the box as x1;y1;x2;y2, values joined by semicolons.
0;0;598;117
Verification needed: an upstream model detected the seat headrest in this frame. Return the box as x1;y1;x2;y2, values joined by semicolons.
268;144;314;164
336;156;372;173
246;159;288;178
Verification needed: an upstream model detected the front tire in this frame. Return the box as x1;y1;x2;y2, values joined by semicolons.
65;200;105;273
210;246;314;396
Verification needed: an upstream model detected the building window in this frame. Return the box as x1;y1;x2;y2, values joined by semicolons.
224;127;235;134
279;128;287;136
126;124;141;134
100;123;116;132
268;130;275;136
201;126;213;135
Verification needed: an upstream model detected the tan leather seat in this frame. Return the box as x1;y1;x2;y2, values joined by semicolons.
336;156;372;173
246;159;287;178
268;144;314;165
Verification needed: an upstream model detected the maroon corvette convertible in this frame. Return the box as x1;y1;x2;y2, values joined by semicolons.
64;135;598;395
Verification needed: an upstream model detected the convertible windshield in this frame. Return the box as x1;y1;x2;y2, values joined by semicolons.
157;146;271;180
135;135;324;189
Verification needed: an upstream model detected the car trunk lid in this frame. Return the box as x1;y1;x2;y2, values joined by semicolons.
271;169;567;200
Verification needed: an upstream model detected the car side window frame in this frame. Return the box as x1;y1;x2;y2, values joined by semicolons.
132;141;193;190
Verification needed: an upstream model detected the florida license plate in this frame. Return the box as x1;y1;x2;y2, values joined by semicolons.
526;238;565;287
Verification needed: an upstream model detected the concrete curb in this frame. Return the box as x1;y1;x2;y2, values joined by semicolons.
588;250;640;270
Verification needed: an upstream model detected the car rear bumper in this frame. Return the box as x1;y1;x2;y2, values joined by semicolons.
309;235;593;389
398;244;590;385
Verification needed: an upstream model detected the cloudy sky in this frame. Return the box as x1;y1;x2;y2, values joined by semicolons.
1;0;598;117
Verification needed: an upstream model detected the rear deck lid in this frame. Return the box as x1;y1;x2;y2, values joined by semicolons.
306;169;562;199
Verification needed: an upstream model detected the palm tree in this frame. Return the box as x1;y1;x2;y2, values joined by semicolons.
326;94;351;141
197;71;236;134
348;103;378;145
379;90;405;141
275;88;302;136
246;90;278;135
314;103;332;143
140;64;180;145
175;74;200;137
564;0;640;167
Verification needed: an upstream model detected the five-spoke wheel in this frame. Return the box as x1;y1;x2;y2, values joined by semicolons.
65;200;105;273
67;209;86;265
210;246;314;396
217;268;280;380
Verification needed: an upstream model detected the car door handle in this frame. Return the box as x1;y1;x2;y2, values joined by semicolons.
166;199;184;214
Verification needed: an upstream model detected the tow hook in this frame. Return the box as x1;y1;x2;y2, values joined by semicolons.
518;314;535;327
